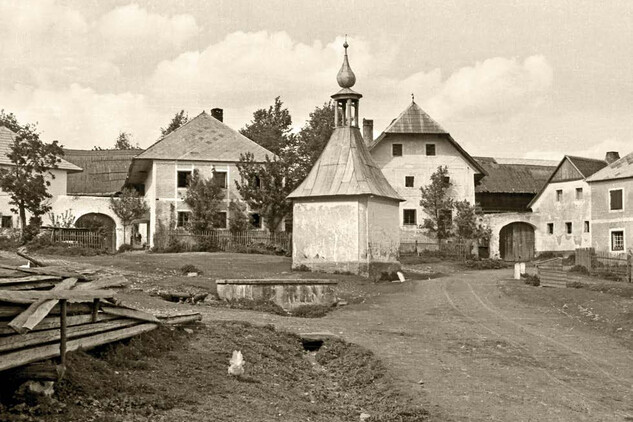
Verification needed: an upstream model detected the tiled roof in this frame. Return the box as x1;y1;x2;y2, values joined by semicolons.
288;126;403;201
474;157;556;194
0;126;82;172
567;156;608;179
586;151;633;182
136;111;273;162
63;149;141;195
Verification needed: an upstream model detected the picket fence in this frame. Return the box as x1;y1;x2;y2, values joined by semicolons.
44;227;114;251
575;247;632;282
167;230;292;253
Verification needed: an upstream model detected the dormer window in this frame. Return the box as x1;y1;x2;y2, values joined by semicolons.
426;144;436;156
392;144;403;157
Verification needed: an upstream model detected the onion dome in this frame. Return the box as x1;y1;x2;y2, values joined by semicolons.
336;40;356;88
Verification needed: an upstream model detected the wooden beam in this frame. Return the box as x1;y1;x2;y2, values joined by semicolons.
0;323;159;371
0;275;63;285
0;289;116;303
100;305;160;323
8;278;78;334
0;265;89;280
0;313;117;335
0;318;139;353
59;299;67;367
2;282;58;291
158;313;202;325
73;275;129;291
15;251;46;268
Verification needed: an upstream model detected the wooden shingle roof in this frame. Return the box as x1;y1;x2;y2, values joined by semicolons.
63;149;141;196
567;156;609;179
136;111;273;162
474;157;556;194
288;126;403;201
0;126;82;172
586;151;633;182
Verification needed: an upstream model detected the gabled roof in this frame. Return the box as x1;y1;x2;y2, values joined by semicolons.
474;157;556;194
288;126;403;201
368;102;486;176
586;151;633;182
528;155;607;208
566;156;608;179
0;126;82;172
135;111;273;162
63;149;141;196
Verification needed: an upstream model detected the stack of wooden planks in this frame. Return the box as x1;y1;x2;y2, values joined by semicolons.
0;257;201;374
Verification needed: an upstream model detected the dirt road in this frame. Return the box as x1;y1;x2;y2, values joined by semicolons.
202;269;633;421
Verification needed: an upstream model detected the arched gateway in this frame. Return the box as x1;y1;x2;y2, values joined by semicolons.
75;213;116;251
499;222;535;262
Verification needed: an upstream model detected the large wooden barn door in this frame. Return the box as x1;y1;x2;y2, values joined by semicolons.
499;223;535;262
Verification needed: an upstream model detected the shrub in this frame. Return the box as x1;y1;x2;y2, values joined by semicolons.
521;273;540;286
117;243;134;253
569;265;589;275
181;264;201;275
536;251;557;260
462;258;508;270
294;264;311;272
567;280;584;288
562;253;575;266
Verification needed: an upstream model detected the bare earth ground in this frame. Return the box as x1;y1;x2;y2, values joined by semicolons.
12;252;633;421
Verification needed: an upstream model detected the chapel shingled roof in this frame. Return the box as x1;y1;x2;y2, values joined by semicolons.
0;126;82;172
135;111;273;162
566;156;609;179
474;157;556;194
63;149;141;196
586;151;633;182
288;126;403;201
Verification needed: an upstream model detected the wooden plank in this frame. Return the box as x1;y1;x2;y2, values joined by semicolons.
0;275;63;285
0;289;116;303
16;251;46;268
73;275;128;291
0;322;158;371
2;282;58;291
0;313;117;335
8;279;78;334
158;313;202;325
0;318;138;353
100;305;160;323
59;299;67;367
0;265;89;280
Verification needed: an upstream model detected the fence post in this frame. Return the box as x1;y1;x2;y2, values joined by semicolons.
628;251;632;283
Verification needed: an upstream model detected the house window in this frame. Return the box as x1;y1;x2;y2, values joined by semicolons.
565;222;572;234
426;144;436;156
216;212;227;229
250;213;261;229
584;221;590;233
611;230;625;252
609;189;623;211
403;209;417;225
576;188;583;200
556;189;563;202
443;176;450;185
214;171;227;188
177;171;192;188
1;216;12;229
547;223;554;234
177;211;190;228
405;176;414;187
392;144;403;157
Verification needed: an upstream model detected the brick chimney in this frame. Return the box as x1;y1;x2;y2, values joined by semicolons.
211;108;223;122
362;118;373;144
605;151;620;164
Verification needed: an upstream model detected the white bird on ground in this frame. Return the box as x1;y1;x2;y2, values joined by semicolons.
228;350;245;376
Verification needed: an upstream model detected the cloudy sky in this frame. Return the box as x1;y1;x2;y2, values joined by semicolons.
1;0;632;160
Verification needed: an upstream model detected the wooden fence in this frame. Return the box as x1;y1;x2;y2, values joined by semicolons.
44;227;114;252
399;238;474;260
167;230;292;253
575;247;632;282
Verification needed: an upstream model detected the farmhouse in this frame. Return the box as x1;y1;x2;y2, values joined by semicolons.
289;42;403;278
367;100;486;244
125;109;274;248
586;151;633;254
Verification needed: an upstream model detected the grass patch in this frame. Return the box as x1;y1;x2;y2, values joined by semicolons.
180;264;202;275
289;304;332;318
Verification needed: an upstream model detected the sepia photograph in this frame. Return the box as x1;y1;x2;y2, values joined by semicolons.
0;0;632;420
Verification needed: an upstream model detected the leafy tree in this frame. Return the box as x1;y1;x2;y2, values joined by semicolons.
240;97;292;155
454;200;492;244
113;131;137;150
295;101;335;167
0;116;64;239
183;169;226;232
235;152;293;232
228;201;249;234
109;187;149;244
420;166;454;245
161;110;188;137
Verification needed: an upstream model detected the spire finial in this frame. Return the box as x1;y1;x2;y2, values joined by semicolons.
411;93;415;103
336;36;356;88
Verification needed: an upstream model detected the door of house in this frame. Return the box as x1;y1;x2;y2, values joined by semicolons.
499;222;535;262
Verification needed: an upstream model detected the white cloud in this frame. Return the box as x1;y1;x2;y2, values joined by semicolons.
424;55;554;120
